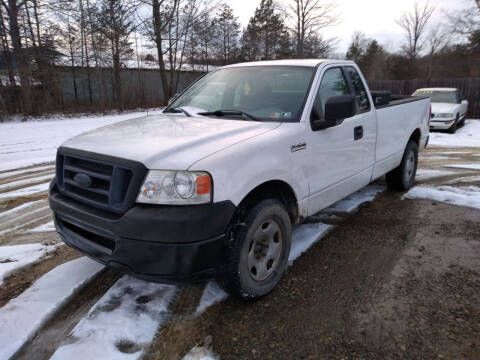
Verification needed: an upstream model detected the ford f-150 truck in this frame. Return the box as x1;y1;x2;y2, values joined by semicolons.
49;60;430;299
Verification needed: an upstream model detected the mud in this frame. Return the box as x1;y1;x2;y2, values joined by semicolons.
0;245;80;307
192;196;480;360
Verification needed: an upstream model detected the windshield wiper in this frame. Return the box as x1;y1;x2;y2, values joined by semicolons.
164;107;193;117
198;110;260;121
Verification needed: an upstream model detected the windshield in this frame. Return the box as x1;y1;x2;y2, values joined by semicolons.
413;90;458;104
167;66;315;122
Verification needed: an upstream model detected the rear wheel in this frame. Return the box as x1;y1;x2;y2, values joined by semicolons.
386;140;418;191
219;199;292;299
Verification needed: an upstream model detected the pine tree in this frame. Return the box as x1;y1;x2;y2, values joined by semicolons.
216;4;240;64
240;0;292;61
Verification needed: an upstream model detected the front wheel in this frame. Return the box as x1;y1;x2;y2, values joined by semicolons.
386;140;418;191
448;115;459;133
219;199;292;299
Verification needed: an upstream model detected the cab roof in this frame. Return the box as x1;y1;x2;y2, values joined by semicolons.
221;59;354;69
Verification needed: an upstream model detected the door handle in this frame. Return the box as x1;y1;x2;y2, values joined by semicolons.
354;126;363;141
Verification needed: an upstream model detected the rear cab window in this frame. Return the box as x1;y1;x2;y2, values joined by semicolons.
344;66;370;113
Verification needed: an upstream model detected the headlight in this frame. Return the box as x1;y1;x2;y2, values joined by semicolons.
436;113;454;118
137;170;212;205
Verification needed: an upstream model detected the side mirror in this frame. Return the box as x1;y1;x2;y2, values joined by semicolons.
311;94;356;131
461;99;468;105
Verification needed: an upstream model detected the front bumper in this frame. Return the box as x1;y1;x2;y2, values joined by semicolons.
49;183;236;284
430;119;455;130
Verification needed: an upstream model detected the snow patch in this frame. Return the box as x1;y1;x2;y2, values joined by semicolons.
0;165;54;180
429;120;480;147
28;221;55;233
0;181;50;199
0;243;57;284
416;169;456;181
0;200;43;218
196;282;228;314
50;276;177;360
183;346;218;360
323;185;385;213
289;223;331;263
0;173;53;191
444;164;480;171
404;186;480;210
0;257;104;360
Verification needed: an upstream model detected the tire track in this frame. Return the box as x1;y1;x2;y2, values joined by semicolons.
13;269;121;360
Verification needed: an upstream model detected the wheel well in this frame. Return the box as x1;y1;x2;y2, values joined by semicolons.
410;128;421;146
237;180;299;224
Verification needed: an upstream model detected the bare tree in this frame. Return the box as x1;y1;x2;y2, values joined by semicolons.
426;26;449;79
396;1;435;61
447;0;480;40
0;0;34;114
94;0;138;110
288;0;338;58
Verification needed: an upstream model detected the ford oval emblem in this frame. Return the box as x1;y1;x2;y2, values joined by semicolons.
74;173;92;188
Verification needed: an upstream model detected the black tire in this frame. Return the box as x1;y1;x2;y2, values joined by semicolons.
218;199;292;299
386;140;418;191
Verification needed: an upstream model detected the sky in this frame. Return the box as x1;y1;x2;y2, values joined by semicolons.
228;0;471;54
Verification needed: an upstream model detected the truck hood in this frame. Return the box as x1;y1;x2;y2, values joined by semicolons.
431;103;459;114
61;114;281;170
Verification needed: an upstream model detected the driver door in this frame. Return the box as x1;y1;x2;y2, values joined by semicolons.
304;66;376;215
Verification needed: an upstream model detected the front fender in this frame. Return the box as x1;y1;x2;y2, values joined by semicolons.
188;123;310;208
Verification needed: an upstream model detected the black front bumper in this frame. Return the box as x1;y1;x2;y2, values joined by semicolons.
49;183;236;284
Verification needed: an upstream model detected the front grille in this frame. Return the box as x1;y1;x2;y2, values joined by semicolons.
56;148;146;214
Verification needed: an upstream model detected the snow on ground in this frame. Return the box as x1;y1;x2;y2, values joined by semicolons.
28;221;55;233
0;165;54;180
323;185;385;213
416;169;456;181
0;199;43;218
444;164;480;171
0;181;50;199
0;257;104;360
0;243;57;284
0;173;53;191
289;223;332;263
404;186;480;210
196;282;228;314
182;346;218;360
0;109;164;172
51;276;176;360
429;119;480;147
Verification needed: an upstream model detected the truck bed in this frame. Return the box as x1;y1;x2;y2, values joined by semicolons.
371;91;429;109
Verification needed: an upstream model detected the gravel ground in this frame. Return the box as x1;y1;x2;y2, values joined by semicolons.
195;194;480;360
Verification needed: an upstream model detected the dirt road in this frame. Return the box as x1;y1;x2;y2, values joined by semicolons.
0;144;479;359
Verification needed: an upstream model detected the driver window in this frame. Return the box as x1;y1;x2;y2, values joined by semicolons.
316;68;351;116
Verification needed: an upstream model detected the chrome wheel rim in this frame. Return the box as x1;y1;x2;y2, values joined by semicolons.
247;219;283;282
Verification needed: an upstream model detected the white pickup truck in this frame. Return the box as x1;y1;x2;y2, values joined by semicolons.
49;59;430;299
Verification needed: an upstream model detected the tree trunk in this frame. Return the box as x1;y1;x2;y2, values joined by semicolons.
7;0;33;114
0;5;16;86
152;0;171;104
